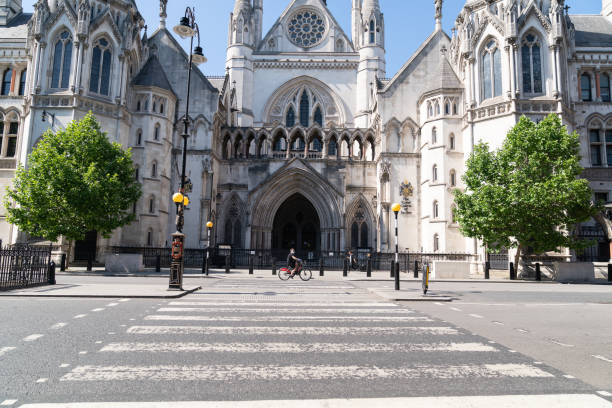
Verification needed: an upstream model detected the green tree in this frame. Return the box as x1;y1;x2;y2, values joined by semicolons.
5;112;141;253
454;114;596;270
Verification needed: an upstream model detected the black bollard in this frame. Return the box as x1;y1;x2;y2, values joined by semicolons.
225;255;230;274
319;258;324;277
60;253;67;272
205;248;211;276
87;253;93;272
485;261;490;280
156;254;161;273
249;255;254;275
390;260;395;278
48;261;56;285
535;263;541;281
272;258;277;275
395;262;400;291
343;258;348;277
367;258;372;278
608;263;612;282
510;262;515;280
414;260;419;278
201;250;206;275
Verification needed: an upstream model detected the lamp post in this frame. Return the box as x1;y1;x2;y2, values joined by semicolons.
169;8;207;290
392;203;401;291
205;221;213;276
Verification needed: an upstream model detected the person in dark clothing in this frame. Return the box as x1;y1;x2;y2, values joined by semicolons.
287;248;302;278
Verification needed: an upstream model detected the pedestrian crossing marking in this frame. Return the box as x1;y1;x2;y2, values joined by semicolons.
15;395;612;408
0;346;16;357
100;342;499;353
60;363;555;382
169;302;398;307
157;307;414;314
126;326;461;336
143;315;433;322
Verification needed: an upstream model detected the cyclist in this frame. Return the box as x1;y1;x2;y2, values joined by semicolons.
287;248;302;278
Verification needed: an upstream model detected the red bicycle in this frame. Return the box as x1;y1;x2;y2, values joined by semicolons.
279;260;312;281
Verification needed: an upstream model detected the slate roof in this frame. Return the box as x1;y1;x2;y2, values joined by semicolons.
437;54;462;90
571;15;612;47
0;13;32;40
131;55;175;94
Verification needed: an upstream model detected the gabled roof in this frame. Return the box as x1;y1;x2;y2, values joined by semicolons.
0;13;32;40
570;15;612;47
131;55;175;95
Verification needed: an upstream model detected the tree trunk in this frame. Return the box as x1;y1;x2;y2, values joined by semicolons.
514;244;523;277
65;239;73;269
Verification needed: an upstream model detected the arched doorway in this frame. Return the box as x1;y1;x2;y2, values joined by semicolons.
272;193;320;256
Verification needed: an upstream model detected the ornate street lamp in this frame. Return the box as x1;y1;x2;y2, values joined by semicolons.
392;203;401;291
169;7;207;290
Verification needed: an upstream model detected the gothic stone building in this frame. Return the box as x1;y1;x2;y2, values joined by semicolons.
0;0;611;262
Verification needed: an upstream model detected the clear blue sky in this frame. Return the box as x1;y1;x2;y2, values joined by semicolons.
23;0;601;76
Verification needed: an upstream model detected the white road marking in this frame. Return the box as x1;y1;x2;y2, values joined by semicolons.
60;364;70;368
61;363;554;382
106;303;119;307
100;342;499;354
127;325;460;336
549;340;574;348
14;395;612;408
79;351;88;355
119;299;130;302
73;314;87;319
0;347;16;357
434;302;444;306
169;302;397;307
492;321;504;325
0;400;17;406
157;307;414;314
91;308;105;312
597;391;612;397
108;332;115;335
469;314;484;319
35;378;48;383
592;355;612;364
50;323;67;329
144;315;433;322
450;307;462;312
509;350;517;353
23;334;44;342
95;341;102;344
563;375;576;379
516;329;529;333
533;362;543;365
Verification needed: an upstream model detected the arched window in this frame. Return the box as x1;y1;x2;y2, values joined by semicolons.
136;100;141;111
427;103;433;118
314;106;323;127
435;101;440;116
154;124;160;141
433;234;440;252
151;161;157;178
291;133;305;151
581;74;592;102
482;40;502;99
432;164;438;182
286;106;295;127
299;91;309;127
89;38;112;95
450;169;456;186
152;101;157;112
432;127;437;144
273;133;286;152
453;103;458;115
144;99;149;111
5;118;18;157
1;68;11;95
18;69;26;96
433;200;439;218
351;222;359;249
147;229;153;246
136;130;142;145
449;133;456;150
222;136;232;159
522;34;543;94
51;31;72;89
590;128;602;166
369;20;375;44
149;197;155;214
160;103;165;114
328;137;337;156
444;102;450;115
601;74;611;103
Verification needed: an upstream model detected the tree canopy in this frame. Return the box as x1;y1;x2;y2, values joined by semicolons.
453;114;596;266
5;112;141;242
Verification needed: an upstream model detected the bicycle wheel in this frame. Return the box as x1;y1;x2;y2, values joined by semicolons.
300;267;312;281
279;268;291;281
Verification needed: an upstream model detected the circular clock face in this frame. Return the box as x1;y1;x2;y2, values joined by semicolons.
287;9;326;48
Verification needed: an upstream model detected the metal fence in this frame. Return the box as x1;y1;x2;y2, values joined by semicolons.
0;244;52;291
107;246;474;272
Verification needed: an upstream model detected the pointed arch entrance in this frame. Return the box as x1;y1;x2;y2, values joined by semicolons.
272;193;320;254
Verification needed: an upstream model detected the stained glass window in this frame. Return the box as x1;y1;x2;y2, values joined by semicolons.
493;48;502;97
89;38;112;95
522;45;531;93
601;74;611;103
482;40;502;99
51;31;72;89
287;9;326;48
18;70;26;95
522;34;543;94
1;68;11;95
369;20;375;44
590;129;602;166
286;107;295;127
581;74;592;101
483;51;492;99
299;91;309;127
328;138;337;156
314;106;323;127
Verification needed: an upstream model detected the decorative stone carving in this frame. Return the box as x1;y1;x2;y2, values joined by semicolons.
400;180;414;214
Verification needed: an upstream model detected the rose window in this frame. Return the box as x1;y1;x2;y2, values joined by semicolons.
287;10;326;48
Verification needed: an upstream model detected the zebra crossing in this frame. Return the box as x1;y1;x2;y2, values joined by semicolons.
24;279;607;406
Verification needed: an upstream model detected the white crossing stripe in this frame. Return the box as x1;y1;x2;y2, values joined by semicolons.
469;314;484;319
593;355;612;364
214;285;356;289
91;308;105;312
106;303;119;307
144;315;433;322
169;302;398;307
50;323;67;330
0;400;18;406
23;334;44;342
127;325;461;336
157;307;414;314
0;347;16;357
14;395;612;408
597;391;612;397
35;378;48;383
73;314;87;319
60;363;554;382
100;342;499;353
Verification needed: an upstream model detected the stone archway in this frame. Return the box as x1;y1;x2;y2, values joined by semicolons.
249;160;344;252
272;193;321;255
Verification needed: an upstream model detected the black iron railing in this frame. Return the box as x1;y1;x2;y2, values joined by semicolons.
0;244;52;290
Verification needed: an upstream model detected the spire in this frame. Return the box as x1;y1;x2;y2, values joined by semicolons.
233;0;251;16
159;0;167;30
362;0;380;16
435;0;443;31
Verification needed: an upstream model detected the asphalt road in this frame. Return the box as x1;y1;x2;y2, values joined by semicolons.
0;277;610;407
